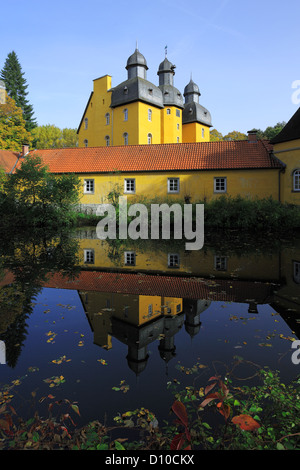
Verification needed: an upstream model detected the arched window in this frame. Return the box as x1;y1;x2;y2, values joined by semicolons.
166;108;171;115
84;139;88;147
84;118;88;129
148;109;152;121
293;169;300;191
105;113;110;125
147;133;152;144
123;132;128;145
123;108;128;121
105;135;110;146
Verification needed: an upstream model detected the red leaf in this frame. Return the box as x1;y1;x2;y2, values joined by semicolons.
232;414;260;431
170;433;185;450
217;403;231;420
172;401;188;427
199;392;220;408
204;382;217;395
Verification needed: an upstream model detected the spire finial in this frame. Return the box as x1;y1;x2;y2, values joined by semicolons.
136;39;138;50
165;45;167;57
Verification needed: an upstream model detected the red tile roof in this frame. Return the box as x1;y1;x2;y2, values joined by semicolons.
13;140;281;174
44;270;274;304
0;150;19;173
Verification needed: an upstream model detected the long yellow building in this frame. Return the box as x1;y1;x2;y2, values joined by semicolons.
77;48;212;147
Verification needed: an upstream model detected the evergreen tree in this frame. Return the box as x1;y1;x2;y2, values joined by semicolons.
0;51;37;131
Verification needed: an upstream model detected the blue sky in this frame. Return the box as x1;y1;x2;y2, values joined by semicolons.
1;0;299;135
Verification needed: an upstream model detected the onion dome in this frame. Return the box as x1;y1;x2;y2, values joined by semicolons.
126;48;148;79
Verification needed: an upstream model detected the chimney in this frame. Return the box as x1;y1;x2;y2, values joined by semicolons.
21;143;29;156
247;129;258;143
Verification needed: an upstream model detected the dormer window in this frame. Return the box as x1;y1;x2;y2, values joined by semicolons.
148;88;153;95
123;86;128;94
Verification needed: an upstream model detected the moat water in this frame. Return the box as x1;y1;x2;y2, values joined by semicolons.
0;227;299;430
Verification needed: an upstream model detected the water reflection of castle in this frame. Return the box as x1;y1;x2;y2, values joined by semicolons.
42;230;300;375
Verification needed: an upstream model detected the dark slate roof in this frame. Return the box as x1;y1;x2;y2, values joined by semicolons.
271;107;300;144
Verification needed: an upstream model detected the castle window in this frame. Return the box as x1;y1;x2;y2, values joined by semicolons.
176;109;180;117
123;132;128;145
105;135;110;146
84;179;94;194
168;178;180;193
147;133;152;144
202;128;204;138
84;118;88;129
214;177;227;193
105;113;110;125
177;123;179;130
123;86;128;94
124;251;136;266
168;253;180;268
214;256;227;271
294;261;300;283
166;108;171;115
84;249;94;264
293;169;300;191
123;108;128;121
148;109;152;121
124;178;135;194
83;139;88;147
177;137;179;143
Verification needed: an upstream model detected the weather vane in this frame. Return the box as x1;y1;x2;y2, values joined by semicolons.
165;45;167;57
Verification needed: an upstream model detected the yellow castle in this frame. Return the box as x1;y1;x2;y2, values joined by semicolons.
77;47;212;147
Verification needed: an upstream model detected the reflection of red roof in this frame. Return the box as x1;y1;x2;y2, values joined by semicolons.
0;150;19;173
13;140;281;174
43;270;274;304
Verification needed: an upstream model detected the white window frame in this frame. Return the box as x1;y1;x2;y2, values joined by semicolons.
214;177;227;193
84;178;94;194
214;256;228;271
83;139;88;148
202;127;204;138
84;118;88;130
105;135;110;146
166;108;171;115
176;109;180;117
293;169;300;191
123;108;128;121
168;253;180;268
168;177;180;193
84;249;94;264
123;132;128;145
148;109;152;121
147;133;152;144
105;113;110;125
124;251;136;266
124;178;135;194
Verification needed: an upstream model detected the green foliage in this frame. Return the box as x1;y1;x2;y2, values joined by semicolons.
31;124;78;149
0;95;33;151
0;154;81;229
0;51;37;131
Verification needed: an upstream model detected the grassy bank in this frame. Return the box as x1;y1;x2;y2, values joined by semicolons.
74;196;300;234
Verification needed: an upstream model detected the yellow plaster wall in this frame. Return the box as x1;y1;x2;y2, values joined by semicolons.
161;107;182;143
182;122;210;143
78;168;280;205
273;138;300;205
78;75;112;148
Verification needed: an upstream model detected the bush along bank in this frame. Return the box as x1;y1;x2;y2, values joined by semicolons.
74;195;300;235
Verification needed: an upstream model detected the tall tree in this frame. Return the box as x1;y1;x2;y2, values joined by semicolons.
1;51;37;131
0;95;33;151
31;125;78;149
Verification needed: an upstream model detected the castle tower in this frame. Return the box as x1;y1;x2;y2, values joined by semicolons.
182;78;212;142
157;55;183;143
